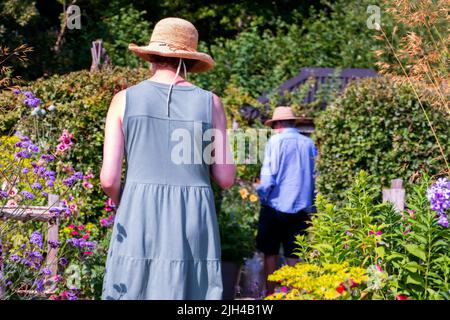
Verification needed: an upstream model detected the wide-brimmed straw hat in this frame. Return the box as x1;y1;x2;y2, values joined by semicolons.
264;106;302;127
128;17;215;73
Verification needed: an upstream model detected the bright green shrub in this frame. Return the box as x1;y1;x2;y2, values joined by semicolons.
315;77;450;202
295;171;450;299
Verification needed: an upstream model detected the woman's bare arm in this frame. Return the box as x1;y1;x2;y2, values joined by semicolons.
100;90;126;204
210;93;236;189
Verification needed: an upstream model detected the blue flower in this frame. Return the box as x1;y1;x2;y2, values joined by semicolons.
21;190;34;200
31;182;43;190
41;267;52;276
29;231;43;248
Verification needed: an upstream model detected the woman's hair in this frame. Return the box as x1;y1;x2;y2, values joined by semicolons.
148;54;196;72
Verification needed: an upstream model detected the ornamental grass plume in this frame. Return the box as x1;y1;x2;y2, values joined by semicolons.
373;0;449;174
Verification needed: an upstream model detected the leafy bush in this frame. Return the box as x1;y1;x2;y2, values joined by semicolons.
315;77;450;202
0;67;149;214
193;0;381;98
292;171;449;300
218;181;259;264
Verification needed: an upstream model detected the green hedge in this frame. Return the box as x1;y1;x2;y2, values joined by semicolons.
314;77;450;202
0;67;149;213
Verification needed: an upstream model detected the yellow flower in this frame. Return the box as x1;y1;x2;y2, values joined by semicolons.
239;188;249;199
249;194;258;202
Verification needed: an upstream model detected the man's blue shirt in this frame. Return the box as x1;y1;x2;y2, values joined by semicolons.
256;128;316;214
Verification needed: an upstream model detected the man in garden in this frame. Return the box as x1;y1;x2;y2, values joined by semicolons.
256;106;317;296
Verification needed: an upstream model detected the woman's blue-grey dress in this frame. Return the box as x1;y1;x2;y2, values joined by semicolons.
101;80;223;300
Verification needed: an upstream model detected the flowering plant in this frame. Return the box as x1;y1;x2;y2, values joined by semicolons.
292;171;449;300
266;262;368;300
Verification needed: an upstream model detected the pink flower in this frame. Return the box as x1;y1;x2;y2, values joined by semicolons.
376;264;383;272
376;231;382;236
70;203;78;211
8;187;18;196
6;199;17;206
84;171;94;180
105;198;116;208
77;224;84;230
70;231;78;236
82;181;93;189
350;279;358;288
57;143;69;152
82;235;89;239
368;231;374;236
68;224;75;229
83;251;92;256
396;295;408;300
280;286;288;293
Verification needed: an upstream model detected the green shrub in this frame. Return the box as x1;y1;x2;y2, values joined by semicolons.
0;67;149;215
315;77;450;202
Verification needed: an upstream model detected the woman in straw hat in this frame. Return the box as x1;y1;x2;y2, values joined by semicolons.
100;17;235;300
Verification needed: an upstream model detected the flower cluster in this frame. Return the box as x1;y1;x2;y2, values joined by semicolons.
239;187;258;202
64;224;97;255
56;129;74;154
101;198;116;228
266;262;368;300
49;289;78;300
427;177;449;228
22;91;41;108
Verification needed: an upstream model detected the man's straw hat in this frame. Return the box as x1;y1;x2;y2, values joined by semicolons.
128;17;214;73
264;106;301;127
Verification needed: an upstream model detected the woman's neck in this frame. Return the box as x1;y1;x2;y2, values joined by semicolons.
149;68;190;86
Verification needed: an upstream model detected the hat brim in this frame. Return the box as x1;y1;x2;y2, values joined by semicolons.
264;116;303;127
129;43;214;73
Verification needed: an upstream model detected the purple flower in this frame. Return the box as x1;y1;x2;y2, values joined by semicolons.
59;257;68;266
427;177;450;215
49;207;61;217
10;254;20;262
13;89;21;94
21;190;34;200
62;176;76;186
24;91;34;98
74;172;84;180
0;190;8;198
47;240;61;248
21;258;32;267
41;267;52;276
41;154;55;162
66;238;80;248
34;278;44;293
437;214;448;228
31;161;38;168
29;144;39;153
31;182;43;190
42;191;49;198
21;167;29;174
27;251;43;260
29;231;43;248
46;180;54;188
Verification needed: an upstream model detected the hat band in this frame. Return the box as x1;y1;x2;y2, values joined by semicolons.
149;40;196;53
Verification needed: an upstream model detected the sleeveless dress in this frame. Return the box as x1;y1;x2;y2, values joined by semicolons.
101;80;223;300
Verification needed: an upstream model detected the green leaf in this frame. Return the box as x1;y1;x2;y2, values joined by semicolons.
375;246;385;259
406;274;424;286
405;244;427;262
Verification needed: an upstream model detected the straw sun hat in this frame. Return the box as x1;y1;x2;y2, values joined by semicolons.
128;17;215;73
264;106;302;127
